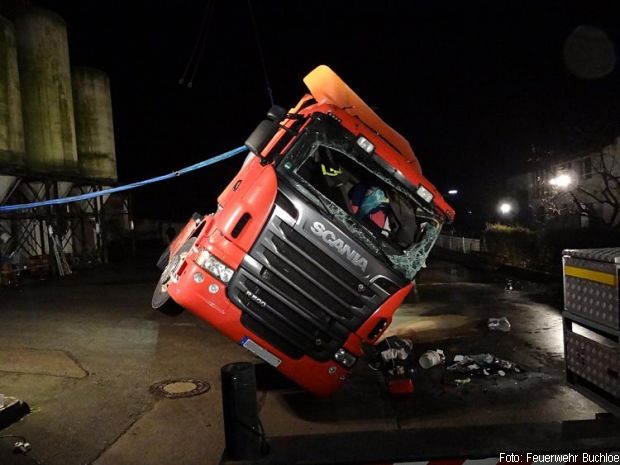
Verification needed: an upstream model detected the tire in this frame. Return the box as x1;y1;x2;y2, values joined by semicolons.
156;245;170;271
151;237;196;316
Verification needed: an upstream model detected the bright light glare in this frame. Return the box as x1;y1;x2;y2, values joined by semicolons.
499;203;512;215
549;173;573;188
448;189;458;195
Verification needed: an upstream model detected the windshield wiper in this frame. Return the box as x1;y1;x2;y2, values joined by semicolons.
311;191;336;220
374;241;396;267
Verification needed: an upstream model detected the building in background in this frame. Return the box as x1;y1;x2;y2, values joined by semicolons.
504;137;620;229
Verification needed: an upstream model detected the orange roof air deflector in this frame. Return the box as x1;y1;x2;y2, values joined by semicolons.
303;65;421;173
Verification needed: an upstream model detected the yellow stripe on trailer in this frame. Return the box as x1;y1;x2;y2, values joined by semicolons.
565;265;617;286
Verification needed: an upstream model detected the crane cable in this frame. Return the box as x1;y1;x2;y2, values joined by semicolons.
247;0;274;106
179;0;217;88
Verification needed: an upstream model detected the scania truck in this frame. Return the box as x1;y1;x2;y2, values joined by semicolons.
152;65;455;396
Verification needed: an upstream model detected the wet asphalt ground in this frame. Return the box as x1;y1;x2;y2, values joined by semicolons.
0;257;606;465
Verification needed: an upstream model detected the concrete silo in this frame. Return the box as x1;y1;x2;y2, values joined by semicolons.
72;66;117;181
0;14;25;172
13;7;78;175
0;15;25;211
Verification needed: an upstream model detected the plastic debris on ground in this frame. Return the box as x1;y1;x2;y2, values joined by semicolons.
13;441;32;454
447;353;522;377
367;336;416;380
418;349;445;369
488;316;511;332
370;336;417;395
454;378;471;386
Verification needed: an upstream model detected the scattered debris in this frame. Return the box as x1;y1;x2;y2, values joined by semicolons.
367;337;416;394
453;353;492;364
0;435;31;455
447;353;522;378
419;349;446;369
367;336;416;381
455;378;471;386
488;316;511;332
479;354;494;363
13;441;31;454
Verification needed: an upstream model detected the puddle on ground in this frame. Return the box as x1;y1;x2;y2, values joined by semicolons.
383;314;478;344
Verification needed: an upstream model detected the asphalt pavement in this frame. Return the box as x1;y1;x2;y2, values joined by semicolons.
0;257;605;465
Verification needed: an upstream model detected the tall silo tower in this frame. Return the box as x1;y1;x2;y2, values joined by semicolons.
0;15;25;173
72;66;117;181
0;14;25;208
13;7;78;175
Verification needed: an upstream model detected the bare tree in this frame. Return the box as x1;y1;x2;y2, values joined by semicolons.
538;142;620;229
569;148;620;228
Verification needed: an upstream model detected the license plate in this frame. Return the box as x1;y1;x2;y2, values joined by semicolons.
240;337;282;367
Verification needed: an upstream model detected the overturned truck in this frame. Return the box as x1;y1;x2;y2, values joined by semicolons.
152;65;454;396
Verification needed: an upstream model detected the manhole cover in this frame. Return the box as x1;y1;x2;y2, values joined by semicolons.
149;378;210;399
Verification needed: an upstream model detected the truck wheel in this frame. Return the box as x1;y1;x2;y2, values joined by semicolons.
151;237;196;316
156;245;170;271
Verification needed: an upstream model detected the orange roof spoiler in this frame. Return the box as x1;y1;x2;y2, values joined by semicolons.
303;65;421;172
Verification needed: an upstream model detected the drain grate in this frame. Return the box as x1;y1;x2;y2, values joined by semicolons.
149;378;211;399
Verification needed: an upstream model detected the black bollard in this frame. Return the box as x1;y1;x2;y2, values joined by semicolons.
221;362;263;460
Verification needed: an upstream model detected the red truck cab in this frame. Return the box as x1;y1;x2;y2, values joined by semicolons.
152;65;454;396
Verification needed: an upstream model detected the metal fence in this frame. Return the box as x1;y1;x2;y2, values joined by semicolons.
436;234;481;254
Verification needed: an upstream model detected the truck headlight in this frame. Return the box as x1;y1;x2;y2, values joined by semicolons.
356;136;375;153
416;185;434;204
194;249;235;284
219;268;234;284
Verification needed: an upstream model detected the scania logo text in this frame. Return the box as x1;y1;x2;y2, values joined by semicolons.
310;221;368;272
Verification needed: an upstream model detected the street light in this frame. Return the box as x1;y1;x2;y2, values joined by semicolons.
447;189;458;195
499;202;512;215
549;173;573;189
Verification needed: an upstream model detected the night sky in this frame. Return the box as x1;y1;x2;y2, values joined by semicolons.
31;0;620;227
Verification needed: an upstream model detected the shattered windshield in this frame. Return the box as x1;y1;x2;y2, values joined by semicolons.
279;116;443;280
